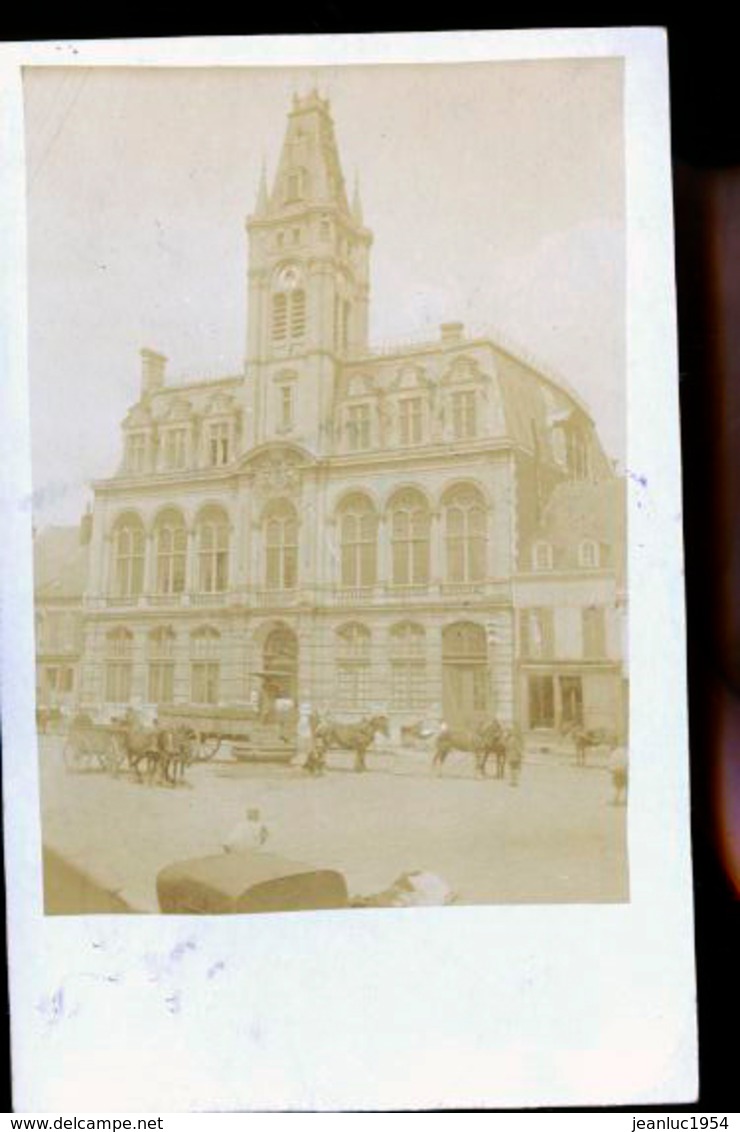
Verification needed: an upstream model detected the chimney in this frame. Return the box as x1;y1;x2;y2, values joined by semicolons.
140;348;167;395
79;506;93;546
440;322;465;345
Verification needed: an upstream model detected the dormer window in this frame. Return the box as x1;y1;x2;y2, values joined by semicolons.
163;426;188;471
532;541;553;571
399;396;423;446
579;539;600;568
452;390;477;439
346;403;371;451
208;422;230;467
125;432;147;474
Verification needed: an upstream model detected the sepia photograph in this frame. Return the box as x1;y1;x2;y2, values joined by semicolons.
1;31;696;1111
26;59;628;916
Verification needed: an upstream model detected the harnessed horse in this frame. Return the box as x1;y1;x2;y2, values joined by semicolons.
433;719;505;778
307;713;390;774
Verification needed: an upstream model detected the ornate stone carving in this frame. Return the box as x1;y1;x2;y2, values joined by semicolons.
251;450;303;499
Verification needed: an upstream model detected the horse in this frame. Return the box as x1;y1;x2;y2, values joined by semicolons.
158;724;198;786
433;719;504;778
117;710;166;785
310;714;389;773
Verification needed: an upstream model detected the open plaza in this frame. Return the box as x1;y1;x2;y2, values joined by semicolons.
39;734;628;913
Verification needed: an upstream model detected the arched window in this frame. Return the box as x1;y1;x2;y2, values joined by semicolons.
196;507;229;593
336;622;371;709
154;509;187;595
579;539;600;569
191;626;220;705
148;626;175;704
390;489;430;586
265;500;298;590
444;486;487;583
111;514;145;599
390;622;426;710
104;628;133;703
339;494;377;588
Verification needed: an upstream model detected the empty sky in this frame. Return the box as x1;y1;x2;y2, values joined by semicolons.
24;59;624;525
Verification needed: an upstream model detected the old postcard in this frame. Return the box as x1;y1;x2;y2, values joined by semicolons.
1;30;695;1110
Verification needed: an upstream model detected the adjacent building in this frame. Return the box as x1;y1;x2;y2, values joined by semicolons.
34;519;91;715
42;90;627;740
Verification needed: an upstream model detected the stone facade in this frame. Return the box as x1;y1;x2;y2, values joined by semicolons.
73;90;625;739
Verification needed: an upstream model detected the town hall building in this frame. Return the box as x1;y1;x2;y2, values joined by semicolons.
63;90;626;740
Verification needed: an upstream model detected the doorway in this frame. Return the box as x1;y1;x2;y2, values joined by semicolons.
442;622;489;729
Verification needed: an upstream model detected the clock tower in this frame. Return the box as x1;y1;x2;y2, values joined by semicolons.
244;90;373;454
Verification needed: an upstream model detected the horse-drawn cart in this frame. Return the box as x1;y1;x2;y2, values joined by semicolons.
62;717;127;775
156;704;297;765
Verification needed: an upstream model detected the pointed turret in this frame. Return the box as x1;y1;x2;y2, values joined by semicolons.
255;158;269;216
262;88;350;216
351;172;363;226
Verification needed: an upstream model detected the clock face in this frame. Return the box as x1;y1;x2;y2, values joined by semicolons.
279;265;300;291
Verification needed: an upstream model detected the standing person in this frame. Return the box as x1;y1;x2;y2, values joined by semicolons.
608;745;628;805
223;807;270;854
507;727;523;787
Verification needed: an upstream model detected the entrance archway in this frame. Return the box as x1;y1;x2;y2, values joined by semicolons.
442;621;489;729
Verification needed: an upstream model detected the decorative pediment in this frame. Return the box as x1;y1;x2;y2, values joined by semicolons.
441;355;484;386
157;395;193;423
203;391;236;417
390;363;428;392
346;372;376;398
244;444;309;499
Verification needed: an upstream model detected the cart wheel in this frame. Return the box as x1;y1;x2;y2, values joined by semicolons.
63;736;82;772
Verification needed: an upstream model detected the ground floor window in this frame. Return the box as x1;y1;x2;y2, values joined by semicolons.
105;662;132;704
191;661;219;705
148;662;175;704
528;674;554;728
337;663;371;710
390;661;426;709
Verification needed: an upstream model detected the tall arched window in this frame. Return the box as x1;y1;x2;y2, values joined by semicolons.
339;494;377;587
148;626;176;704
191;626;220;705
105;627;134;703
336;622;371;709
265;500;298;590
196;507;229;593
111;514;145;599
154;509;187;595
444;486;487;583
390;489;430;586
390;622;426;710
